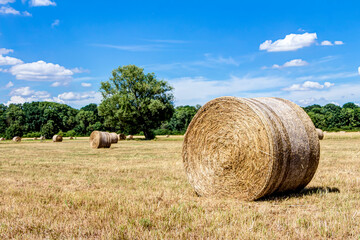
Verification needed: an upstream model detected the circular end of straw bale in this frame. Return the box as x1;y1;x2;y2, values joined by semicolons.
182;96;320;201
89;131;111;148
126;135;134;140
12;136;21;142
316;128;324;140
52;135;63;142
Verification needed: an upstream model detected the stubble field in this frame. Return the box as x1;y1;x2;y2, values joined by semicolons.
0;133;360;239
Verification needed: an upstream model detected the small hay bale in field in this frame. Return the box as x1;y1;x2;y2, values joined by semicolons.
0;137;5;141
12;136;21;142
89;131;112;148
33;137;38;140
182;97;320;201
109;132;118;143
166;135;170;138
316;128;324;140
126;135;134;140
40;136;46;140
118;133;126;140
339;131;346;134
52;135;63;142
69;136;74;140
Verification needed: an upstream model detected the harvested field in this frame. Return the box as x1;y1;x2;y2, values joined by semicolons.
0;133;359;239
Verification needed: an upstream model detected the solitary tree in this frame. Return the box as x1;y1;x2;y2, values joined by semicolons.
98;65;174;139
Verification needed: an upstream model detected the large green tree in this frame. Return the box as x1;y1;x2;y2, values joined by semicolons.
98;65;174;139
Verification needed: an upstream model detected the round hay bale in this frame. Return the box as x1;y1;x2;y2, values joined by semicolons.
166;135;170;138
12;136;21;142
69;136;74;140
126;135;134;140
52;135;63;142
0;137;5;141
40;136;46;140
339;131;346;134
89;131;112;148
182;97;320;201
33;137;38;140
109;132;118;143
118;133;126;140
316;128;324;140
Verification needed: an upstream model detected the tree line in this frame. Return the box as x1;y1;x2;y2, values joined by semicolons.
0;101;199;139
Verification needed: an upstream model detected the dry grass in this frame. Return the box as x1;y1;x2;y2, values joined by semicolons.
0;134;359;239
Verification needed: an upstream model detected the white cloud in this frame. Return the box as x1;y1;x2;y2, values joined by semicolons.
0;48;13;55
358;67;360;76
334;41;344;45
204;54;239;66
5;81;13;88
283;81;334;91
272;59;308;69
51;81;61;87
6;86;62;105
10;86;35;96
297;72;358;81
51;19;59;28
0;6;20;15
0;55;23;65
321;40;333;46
9;60;73;81
81;82;92;87
0;0;15;4
259;32;317;52
30;0;56;6
22;11;32;16
71;67;89;73
58;91;98;101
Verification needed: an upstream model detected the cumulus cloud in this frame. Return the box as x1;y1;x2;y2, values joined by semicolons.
0;6;20;15
0;55;23;65
259;32;317;52
6;86;63;105
51;19;59;28
0;0;15;4
9;60;73;81
10;86;36;96
0;48;13;55
5;81;13;88
58;91;99;101
272;59;308;69
321;40;333;46
321;40;344;46
30;0;56;6
81;82;92;87
283;81;334;91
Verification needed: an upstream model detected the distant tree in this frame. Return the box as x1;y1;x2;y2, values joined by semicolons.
342;102;358;109
98;65;174;139
168;105;199;132
5;104;25;138
0;104;7;136
41;120;57;139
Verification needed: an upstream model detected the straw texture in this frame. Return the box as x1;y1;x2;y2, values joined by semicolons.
12;136;21;142
89;131;112;149
316;128;324;140
52;135;63;142
109;132;119;143
118;133;126;140
182;97;320;201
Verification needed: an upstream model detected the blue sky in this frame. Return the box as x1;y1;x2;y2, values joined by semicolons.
1;0;360;108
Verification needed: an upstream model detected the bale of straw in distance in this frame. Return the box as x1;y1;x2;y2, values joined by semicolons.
0;137;5;141
109;132;118;143
126;135;134;140
40;136;46;140
118;133;126;140
12;136;21;142
89;131;112;148
166;135;170;138
52;135;63;142
33;137;38;140
316;128;324;140
69;136;74;140
182;97;320;201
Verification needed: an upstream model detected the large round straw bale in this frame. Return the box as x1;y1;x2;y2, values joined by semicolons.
182;97;320;201
118;133;126;140
89;131;112;148
126;135;134;140
52;135;63;142
12;136;21;142
316;128;324;140
109;132;118;143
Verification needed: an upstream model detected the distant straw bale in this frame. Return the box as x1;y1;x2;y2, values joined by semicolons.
166;135;170;138
109;132;118;143
33;137;38;140
118;133;126;140
316;128;324;140
69;137;74;140
12;136;21;142
182;97;320;201
0;137;5;141
126;135;134;140
52;135;63;142
89;131;112;149
40;136;46;140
